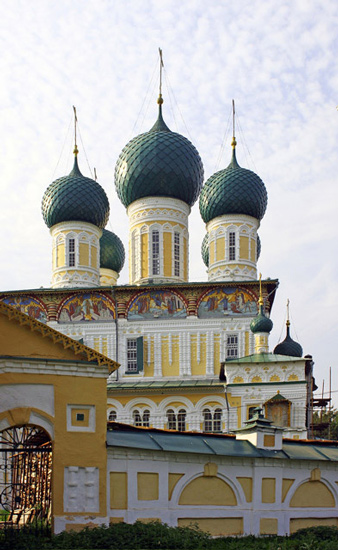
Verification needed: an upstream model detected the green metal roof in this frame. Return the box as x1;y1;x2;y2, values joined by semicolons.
201;234;209;267
199;148;267;223
106;424;338;461
107;379;224;391
250;305;273;334
42;156;110;229
114;104;204;208
226;352;304;364
274;323;303;358
100;229;125;273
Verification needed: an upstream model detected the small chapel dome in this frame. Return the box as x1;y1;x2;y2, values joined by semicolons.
42;152;110;229
274;321;303;357
250;304;273;334
201;234;209;267
199;142;267;224
100;229;125;273
114;99;204;208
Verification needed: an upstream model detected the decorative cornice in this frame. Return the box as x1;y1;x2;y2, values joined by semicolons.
0;301;119;373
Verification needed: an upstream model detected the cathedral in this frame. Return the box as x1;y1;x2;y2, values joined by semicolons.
0;92;312;439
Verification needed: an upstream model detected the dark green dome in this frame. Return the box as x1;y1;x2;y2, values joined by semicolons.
274;323;303;357
100;229;125;273
115;104;204;208
199;147;267;223
257;234;261;260
250;305;273;334
42;155;110;229
201;234;209;267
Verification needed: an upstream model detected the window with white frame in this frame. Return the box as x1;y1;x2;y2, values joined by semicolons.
203;408;222;433
229;231;236;261
174;232;180;277
151;230;160;275
126;339;138;372
133;409;150;427
166;409;186;431
68;237;76;267
133;409;142;426
226;333;238;358
108;410;117;422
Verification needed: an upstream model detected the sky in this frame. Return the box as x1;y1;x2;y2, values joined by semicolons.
0;0;337;406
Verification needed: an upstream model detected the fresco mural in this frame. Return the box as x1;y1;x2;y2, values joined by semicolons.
128;290;187;320
2;296;47;323
198;287;257;318
58;293;115;322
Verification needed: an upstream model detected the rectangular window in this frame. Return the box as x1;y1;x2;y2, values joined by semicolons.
226;334;238;358
229;232;236;261
152;230;160;275
174;232;180;277
127;339;138;372
68;238;76;267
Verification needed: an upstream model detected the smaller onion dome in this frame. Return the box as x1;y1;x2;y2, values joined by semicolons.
199;140;267;224
115;98;204;208
42;151;110;229
100;229;125;273
250;304;273;334
274;321;303;357
201;234;209;267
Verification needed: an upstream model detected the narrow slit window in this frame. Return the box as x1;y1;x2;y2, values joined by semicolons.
174;232;180;277
127;339;138;372
152;230;160;275
68;238;76;267
227;334;238;358
229;232;236;261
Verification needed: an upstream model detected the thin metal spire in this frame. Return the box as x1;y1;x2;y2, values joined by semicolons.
158;48;164;105
231;99;237;149
94;167;97;181
286;298;290;327
258;273;263;306
73;105;78;156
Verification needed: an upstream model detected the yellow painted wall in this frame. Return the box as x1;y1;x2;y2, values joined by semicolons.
227;394;242;428
250;238;256;262
237;477;252;502
91;246;97;269
79;243;89;266
209;241;215;264
240;236;249;260
168;473;184;500
213;335;220;375
143;337;154;377
245;331;250;355
137;473;159;500
190;334;206;376
260;518;278;535
163;232;172;277
178;476;237;505
216;237;225;261
282;479;294;502
141;233;148;279
57;243;65;268
290;481;335;507
110;472;128;509
262;478;276;503
178;518;243;536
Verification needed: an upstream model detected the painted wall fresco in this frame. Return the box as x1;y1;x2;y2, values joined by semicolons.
2;296;47;323
58;293;115;322
198;287;257;318
128;291;187;320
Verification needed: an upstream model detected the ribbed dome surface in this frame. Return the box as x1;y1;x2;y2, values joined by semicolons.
199;148;267;223
257;234;261;260
201;234;209;267
115;105;204;208
100;229;125;273
250;305;273;334
42;156;110;229
274;324;303;357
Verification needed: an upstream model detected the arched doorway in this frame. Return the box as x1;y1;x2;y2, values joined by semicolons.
0;425;52;530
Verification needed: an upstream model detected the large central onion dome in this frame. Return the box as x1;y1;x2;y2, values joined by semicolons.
42;152;110;229
115;99;204;208
274;320;303;357
199;141;267;224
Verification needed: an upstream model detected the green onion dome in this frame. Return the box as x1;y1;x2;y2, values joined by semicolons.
199;144;267;224
250;304;273;334
115;102;204;208
274;322;303;357
257;234;261;260
201;234;209;267
42;154;110;229
100;229;125;273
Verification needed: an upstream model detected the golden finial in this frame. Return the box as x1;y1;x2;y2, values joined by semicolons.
158;48;164;105
73;105;78;156
231;99;237;149
258;273;264;306
286;298;290;327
